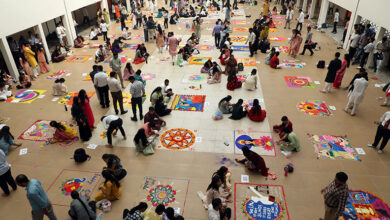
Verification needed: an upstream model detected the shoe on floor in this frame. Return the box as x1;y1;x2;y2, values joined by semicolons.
367;144;376;148
131;117;137;121
121;110;128;115
378;150;383;154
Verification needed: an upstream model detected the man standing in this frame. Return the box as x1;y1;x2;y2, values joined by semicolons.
89;65;101;102
16;174;57;220
360;38;375;68
101;115;127;148
368;111;390;154
93;66;110;108
373;37;389;72
332;9;339;34
246;28;256;57
300;26;314;56
129;76;145;121
55;22;67;46
321;52;342;93
108;71;128;115
320;172;348;220
296;9;304;32
348;29;360;59
344;72;368;116
109;53;124;88
284;6;293;29
212;21;223;49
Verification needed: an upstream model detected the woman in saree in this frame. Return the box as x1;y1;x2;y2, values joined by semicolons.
133;128;156;156
71;97;92;142
47;121;78;145
333;54;350;88
260;26;269;41
218;45;230;66
150;87;163;107
289;29;303;58
94;170;122;202
78;89;95;129
235;146;269;176
37;47;50;73
224;54;237;75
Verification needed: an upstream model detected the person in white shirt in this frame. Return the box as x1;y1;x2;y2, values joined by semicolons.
122;27;132;40
100;20;109;41
246;28;256;57
284;6;293;29
348;30;360;59
160;79;173;103
0;83;12;101
52;78;68;96
95;45;107;63
108;72;128;115
89;28;98;40
208;198;231;220
93;66;110;108
345;72;368;116
368;111;390;154
56;22;67;46
129;76;146;121
101;115;126;148
332;9;339;33
295;9;304;32
373;37;388;72
360;38;375;68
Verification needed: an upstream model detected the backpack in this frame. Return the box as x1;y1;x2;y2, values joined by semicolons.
317;60;325;68
238;63;244;71
73;148;90;163
254;1;258;5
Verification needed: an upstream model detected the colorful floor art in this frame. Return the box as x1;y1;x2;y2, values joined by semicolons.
58;92;95;105
297;100;332;116
88;44;100;49
269;28;279;33
46;169;102;206
6;89;46;103
188;57;212;65
284;76;315;88
230;36;247;43
232;27;249;32
188;74;205;82
170;95;206;112
308;134;360;161
281;60;306;68
342;189;390;219
135;34;144;39
188;85;201;90
122;93;147;107
237;75;247;82
18;120;57;141
235;183;290;220
196;45;214;51
269;36;287;41
274;21;283;26
66;55;92;63
104;55;131;63
273;46;290;54
231;45;249;52
142;73;156;81
160;128;196;150
100;131;107;139
156;57;171;64
137;176;189;215
123;43;137;50
236;58;257;66
83;71;110;81
46;70;67;79
232;20;248;25
272;15;286;19
234;130;276;156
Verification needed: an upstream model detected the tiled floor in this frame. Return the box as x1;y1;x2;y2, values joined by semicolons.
1;1;390;220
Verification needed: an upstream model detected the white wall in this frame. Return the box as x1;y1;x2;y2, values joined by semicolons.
329;0;358;11
65;0;100;11
357;0;390;30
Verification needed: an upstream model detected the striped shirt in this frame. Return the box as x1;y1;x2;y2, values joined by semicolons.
323;181;349;217
130;80;145;98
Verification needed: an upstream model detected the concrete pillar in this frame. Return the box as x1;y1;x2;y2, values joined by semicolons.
317;0;328;28
101;0;111;24
343;14;360;50
367;27;386;69
296;0;302;8
309;0;317;19
302;0;308;12
35;24;51;62
0;38;19;81
126;0;131;12
62;14;75;47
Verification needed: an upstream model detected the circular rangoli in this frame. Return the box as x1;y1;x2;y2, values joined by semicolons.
147;184;176;206
297;100;332;116
160;128;195;150
15;90;40;102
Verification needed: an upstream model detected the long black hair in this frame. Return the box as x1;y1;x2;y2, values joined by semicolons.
0;126;13;143
102;170;120;187
102;154;120;168
213;166;228;183
251;99;262;115
50;121;66;131
234;99;244;107
78;89;89;105
207;175;221;191
129;202;148;215
218;95;232;107
134;128;148;146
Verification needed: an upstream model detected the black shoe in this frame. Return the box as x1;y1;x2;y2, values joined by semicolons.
105;105;110;108
101;105;105;108
140;115;143;120
115;110;119;115
131;117;137;121
121;110;128;115
310;53;314;56
300;53;304;55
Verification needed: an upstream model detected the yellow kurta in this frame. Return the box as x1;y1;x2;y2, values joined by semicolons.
142;209;163;220
25;47;37;67
263;2;269;15
62;124;77;137
94;181;122;202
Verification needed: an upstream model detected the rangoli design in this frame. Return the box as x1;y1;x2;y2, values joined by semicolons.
272;15;286;19
232;45;249;52
231;36;247;43
308;134;360;161
122;93;147;107
18;120;57;141
269;28;279;33
58;92;95;105
104;55;131;64
196;45;214;51
235;135;275;152
343;189;390;219
232;27;249;32
46;70;67;79
232;20;248;25
281;60;306;68
123;43;138;50
273;46;290;54
297;100;332;116
142;73;156;81
156;57;170;64
59;178;86;196
83;71;110;81
237;75;247;82
66;55;92;63
6;89;46;103
100;131;107;139
236;58;256;66
188;74;205;82
170;95;206;112
268;36;287;41
147;184;176;206
284;76;315;88
274;21;284;26
160;128;195;150
188;57;212;65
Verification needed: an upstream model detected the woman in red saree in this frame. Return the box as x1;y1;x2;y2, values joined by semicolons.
333;54;350;88
235;146;269;176
227;70;242;91
219;45;230;66
47;121;78;146
78;89;95;129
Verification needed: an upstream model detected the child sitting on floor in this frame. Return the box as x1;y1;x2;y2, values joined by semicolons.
0;83;12;101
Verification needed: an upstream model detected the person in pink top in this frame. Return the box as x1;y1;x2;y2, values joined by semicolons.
19;56;33;79
167;32;180;66
289;29;303;58
333;54;350;88
123;62;135;80
37;47;50;73
140;122;158;139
